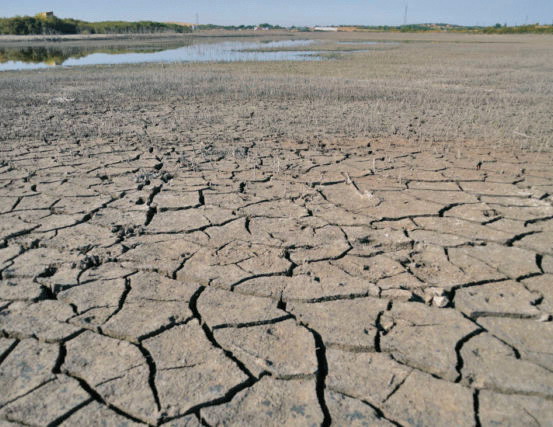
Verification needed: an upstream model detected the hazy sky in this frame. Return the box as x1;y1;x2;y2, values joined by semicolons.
2;0;552;27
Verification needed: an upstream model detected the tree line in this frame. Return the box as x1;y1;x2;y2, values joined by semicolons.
2;14;551;35
0;14;192;35
347;23;553;34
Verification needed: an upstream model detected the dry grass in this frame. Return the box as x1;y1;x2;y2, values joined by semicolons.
0;32;552;151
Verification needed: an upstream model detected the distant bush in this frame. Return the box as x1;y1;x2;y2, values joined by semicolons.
196;23;283;31
340;23;553;34
482;24;553;34
196;24;255;31
0;14;192;35
0;15;76;35
399;24;434;32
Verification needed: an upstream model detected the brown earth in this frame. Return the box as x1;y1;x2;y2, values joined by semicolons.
1;33;553;426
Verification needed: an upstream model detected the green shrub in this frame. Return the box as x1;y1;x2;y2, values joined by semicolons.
0;14;191;35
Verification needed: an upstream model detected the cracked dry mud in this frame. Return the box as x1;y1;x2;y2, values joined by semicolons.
1;135;553;426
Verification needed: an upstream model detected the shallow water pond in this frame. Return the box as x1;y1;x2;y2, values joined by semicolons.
0;39;321;71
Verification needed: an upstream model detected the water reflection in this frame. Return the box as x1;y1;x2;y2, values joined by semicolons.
0;39;319;71
0;45;170;66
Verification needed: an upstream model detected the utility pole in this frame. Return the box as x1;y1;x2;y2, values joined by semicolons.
403;2;408;26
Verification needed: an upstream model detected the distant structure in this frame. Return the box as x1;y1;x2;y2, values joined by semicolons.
314;26;338;32
166;15;197;30
38;11;54;19
403;2;408;25
166;22;195;29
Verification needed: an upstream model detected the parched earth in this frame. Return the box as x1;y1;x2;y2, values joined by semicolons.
1;135;553;426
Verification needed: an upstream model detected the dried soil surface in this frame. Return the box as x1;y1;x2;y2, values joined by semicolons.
2;32;553;425
1;132;552;426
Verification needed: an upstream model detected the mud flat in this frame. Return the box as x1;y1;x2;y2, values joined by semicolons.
1;33;553;425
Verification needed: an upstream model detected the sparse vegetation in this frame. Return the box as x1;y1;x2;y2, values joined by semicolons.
0;32;551;151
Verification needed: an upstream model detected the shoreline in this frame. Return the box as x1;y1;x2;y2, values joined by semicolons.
0;33;194;47
0;30;299;47
0;30;550;48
